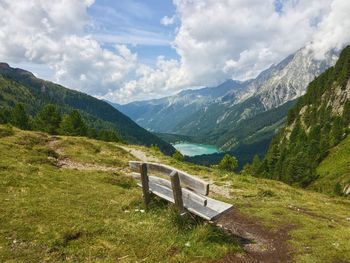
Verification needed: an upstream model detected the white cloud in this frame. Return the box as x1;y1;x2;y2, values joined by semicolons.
161;15;176;26
171;0;333;84
0;0;349;103
0;0;138;96
307;0;350;59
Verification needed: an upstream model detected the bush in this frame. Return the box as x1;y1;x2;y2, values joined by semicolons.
98;130;120;142
11;104;30;130
0;107;11;124
0;125;14;138
34;104;62;134
218;154;238;172
59;110;87;136
150;144;160;152
172;150;184;161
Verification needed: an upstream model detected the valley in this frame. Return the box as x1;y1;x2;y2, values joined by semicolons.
172;142;221;156
115;47;338;166
1;1;349;261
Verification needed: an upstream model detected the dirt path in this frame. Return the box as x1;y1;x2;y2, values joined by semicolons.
48;137;293;262
47;137;124;172
119;145;160;162
213;209;293;263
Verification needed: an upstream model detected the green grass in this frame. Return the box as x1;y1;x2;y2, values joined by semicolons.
0;126;350;262
0;127;239;262
310;135;350;195
55;136;135;167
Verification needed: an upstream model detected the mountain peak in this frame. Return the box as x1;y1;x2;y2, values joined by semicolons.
0;62;35;78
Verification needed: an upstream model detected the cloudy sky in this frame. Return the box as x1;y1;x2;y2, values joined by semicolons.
0;0;349;103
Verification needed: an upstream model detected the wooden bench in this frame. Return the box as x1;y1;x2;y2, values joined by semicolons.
129;161;233;220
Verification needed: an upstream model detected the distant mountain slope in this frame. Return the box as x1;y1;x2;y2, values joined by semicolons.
235;47;338;109
0;63;175;154
175;48;338;151
114;47;337;166
114;80;248;132
261;45;350;190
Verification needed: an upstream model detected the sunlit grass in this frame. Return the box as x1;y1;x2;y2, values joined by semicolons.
0;127;239;262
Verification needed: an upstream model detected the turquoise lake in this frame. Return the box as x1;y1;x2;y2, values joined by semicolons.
172;143;221;156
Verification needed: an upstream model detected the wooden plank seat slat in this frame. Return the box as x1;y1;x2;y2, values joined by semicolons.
132;173;207;206
128;161;233;221
129;161;209;196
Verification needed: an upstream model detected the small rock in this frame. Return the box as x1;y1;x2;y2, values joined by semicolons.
140;210;145;213
124;210;130;213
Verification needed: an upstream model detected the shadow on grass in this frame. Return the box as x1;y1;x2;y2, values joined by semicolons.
103;174;137;189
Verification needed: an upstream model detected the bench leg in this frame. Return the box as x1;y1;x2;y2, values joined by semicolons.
140;163;151;209
170;171;185;214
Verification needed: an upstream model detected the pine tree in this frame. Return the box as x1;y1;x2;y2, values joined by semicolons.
98;130;120;142
59;110;87;136
331;117;344;145
219;154;238;172
11;104;30;130
0;107;11;124
34;104;62;134
251;155;261;175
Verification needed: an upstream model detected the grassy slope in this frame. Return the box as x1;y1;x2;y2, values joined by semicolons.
0;126;238;262
0;125;349;262
310;135;350;195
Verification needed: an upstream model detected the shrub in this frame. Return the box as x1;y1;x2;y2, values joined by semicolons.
34;104;62;134
11;104;30;130
98;130;120;142
0;107;11;124
218;154;238;172
150;144;160;152
172;150;184;161
59;110;87;136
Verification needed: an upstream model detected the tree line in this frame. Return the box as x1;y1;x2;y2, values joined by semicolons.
0;103;121;143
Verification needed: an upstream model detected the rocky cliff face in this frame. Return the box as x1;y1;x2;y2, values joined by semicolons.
243;48;338;110
261;46;350;188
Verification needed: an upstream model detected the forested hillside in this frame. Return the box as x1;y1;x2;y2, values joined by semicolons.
0;63;175;154
259;46;350;192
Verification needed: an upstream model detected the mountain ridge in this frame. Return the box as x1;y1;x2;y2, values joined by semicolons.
116;48;337;160
0;62;175;154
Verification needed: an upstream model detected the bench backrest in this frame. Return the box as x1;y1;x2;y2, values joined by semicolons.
129;161;209;196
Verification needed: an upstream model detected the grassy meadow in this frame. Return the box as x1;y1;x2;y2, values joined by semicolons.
0;125;349;262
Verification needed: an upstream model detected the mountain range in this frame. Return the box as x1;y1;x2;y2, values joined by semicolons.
0;63;175;155
114;47;338;163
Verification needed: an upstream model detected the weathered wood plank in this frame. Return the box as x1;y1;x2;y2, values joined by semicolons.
129;161;209;196
141;182;231;220
140;163;151;208
130;172;207;206
170;171;184;213
129;161;233;220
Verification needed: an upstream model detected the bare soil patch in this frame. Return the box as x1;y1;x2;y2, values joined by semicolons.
213;209;294;263
119;145;160;162
47;137;125;173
